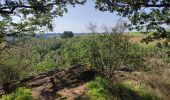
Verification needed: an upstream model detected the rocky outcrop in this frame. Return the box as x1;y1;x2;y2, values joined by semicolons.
0;65;98;100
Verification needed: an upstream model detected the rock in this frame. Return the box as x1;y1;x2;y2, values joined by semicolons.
0;65;98;100
119;66;135;72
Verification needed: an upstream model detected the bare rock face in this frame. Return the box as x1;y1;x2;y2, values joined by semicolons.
0;65;98;100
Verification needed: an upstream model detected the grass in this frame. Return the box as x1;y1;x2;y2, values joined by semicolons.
87;77;113;100
113;82;158;100
87;77;160;100
1;87;32;100
125;32;144;36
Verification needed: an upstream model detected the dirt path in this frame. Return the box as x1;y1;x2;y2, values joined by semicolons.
56;84;89;100
32;83;89;100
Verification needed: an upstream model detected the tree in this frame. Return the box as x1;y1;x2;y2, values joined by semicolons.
0;0;85;47
60;31;74;39
95;0;170;39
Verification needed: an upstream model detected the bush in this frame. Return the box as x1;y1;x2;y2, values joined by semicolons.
0;63;19;92
1;87;32;100
88;34;144;77
59;37;91;67
50;42;63;50
60;31;74;39
87;77;113;100
33;60;57;74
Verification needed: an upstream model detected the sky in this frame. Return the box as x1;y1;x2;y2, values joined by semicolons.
52;0;122;33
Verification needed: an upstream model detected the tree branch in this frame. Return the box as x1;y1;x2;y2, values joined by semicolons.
112;2;170;8
0;0;86;14
0;2;58;14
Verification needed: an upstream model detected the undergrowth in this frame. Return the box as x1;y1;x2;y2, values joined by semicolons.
1;87;32;100
87;77;159;100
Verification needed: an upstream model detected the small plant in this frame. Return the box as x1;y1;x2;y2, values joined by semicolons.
156;42;162;48
162;41;169;48
87;77;113;100
1;87;33;100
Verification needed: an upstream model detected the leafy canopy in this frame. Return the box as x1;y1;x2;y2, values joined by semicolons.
95;0;170;38
0;0;85;43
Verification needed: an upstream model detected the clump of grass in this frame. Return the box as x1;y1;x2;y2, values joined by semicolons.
162;41;169;48
156;42;162;48
87;77;113;100
87;77;159;100
111;82;159;100
1;87;32;100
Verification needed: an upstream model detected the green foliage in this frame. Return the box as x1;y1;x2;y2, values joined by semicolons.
164;56;170;63
50;42;63;51
111;83;158;100
0;0;85;44
164;51;170;63
87;34;144;76
0;63;19;91
34;60;57;74
54;34;144;77
87;77;113;100
1;87;32;100
0;37;65;78
33;46;50;59
59;37;91;66
88;77;159;100
95;0;170;38
60;31;74;39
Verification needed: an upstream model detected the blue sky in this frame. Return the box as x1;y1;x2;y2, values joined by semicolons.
53;0;122;33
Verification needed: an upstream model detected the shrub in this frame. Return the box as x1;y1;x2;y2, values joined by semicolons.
50;42;63;50
0;63;19;92
87;77;113;100
88;34;144;77
59;37;91;67
1;87;32;100
33;61;57;74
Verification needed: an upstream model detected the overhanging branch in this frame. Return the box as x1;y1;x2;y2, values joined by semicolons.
0;2;57;14
112;2;170;8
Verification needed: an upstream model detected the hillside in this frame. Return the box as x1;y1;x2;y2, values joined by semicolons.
1;34;170;100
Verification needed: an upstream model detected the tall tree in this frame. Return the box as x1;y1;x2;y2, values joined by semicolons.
95;0;170;39
0;0;85;45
